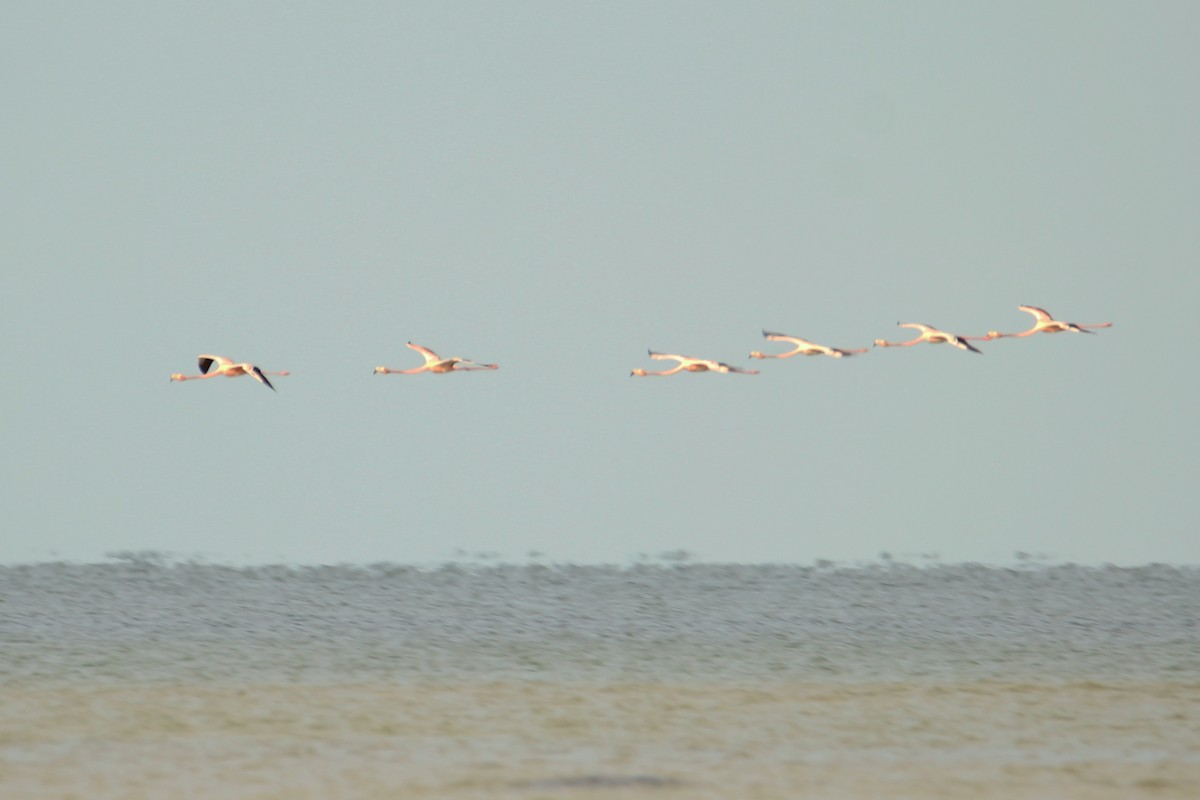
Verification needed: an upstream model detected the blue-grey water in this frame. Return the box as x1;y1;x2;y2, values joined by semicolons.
3;560;1197;685
2;561;1198;798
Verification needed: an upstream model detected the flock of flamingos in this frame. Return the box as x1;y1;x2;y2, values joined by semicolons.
169;304;1112;392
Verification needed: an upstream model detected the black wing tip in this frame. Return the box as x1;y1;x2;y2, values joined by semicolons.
251;367;276;391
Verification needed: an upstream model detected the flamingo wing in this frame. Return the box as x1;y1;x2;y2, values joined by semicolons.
197;355;233;374
721;363;759;374
761;331;801;343
248;365;276;391
952;336;983;354
406;342;444;364
897;322;935;334
1018;306;1055;323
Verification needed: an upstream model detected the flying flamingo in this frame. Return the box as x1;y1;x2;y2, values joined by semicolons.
631;351;759;376
170;355;288;391
374;342;498;375
985;305;1113;339
873;323;985;354
750;331;868;360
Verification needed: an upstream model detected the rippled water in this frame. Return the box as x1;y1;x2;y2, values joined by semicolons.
3;560;1197;685
2;560;1198;798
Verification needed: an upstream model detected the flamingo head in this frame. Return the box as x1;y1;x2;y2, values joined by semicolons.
373;366;389;375
630;369;648;377
872;339;888;347
169;373;185;381
748;351;765;359
984;331;1004;340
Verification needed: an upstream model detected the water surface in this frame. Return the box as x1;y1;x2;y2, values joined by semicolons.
2;561;1197;798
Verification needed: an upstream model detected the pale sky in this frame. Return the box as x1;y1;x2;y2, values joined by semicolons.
4;2;1197;566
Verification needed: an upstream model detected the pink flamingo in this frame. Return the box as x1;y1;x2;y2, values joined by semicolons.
374;342;498;375
170;355;288;391
986;306;1113;339
873;323;985;354
750;331;868;360
631;351;759;376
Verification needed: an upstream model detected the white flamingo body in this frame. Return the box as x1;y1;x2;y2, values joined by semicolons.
374;342;498;375
986;306;1113;339
170;355;287;391
873;323;984;354
750;331;868;360
631;350;759;376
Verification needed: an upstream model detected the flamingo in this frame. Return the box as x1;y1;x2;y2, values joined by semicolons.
170;355;288;391
750;331;868;360
374;342;498;375
873;323;984;354
985;305;1113;339
631;350;759;376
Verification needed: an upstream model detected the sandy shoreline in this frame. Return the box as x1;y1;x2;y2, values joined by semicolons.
2;680;1197;798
